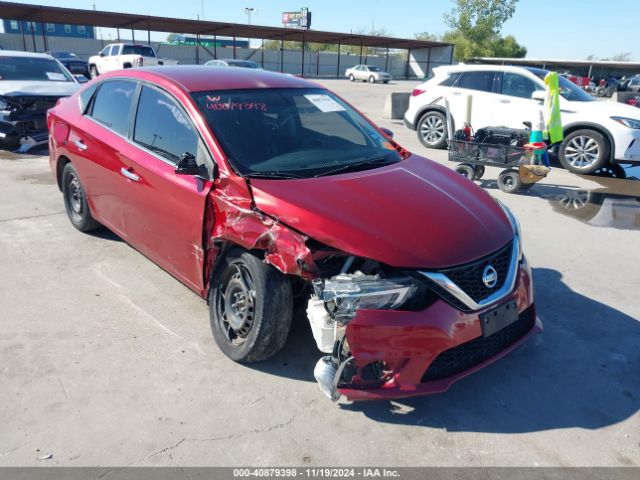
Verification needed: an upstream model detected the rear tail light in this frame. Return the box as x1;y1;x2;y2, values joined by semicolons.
136;57;144;67
411;88;426;97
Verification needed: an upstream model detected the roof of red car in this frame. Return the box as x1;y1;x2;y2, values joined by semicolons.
111;65;321;92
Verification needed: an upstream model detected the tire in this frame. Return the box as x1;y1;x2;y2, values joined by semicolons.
61;163;101;232
349;74;355;82
369;76;376;83
455;164;475;180
474;165;485;180
209;249;293;363
383;80;389;84
559;129;609;174
592;163;627;179
497;169;522;194
417;111;447;149
89;65;98;79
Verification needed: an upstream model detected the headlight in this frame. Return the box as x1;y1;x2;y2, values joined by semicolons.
611;116;640;129
0;98;8;110
313;273;417;324
496;199;523;261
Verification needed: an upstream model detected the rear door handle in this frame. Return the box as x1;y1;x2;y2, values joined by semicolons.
74;139;87;151
120;167;140;182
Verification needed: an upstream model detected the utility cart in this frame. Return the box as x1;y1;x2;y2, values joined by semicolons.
448;135;551;194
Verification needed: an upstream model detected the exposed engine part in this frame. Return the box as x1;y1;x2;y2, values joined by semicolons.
340;255;355;274
313;355;353;402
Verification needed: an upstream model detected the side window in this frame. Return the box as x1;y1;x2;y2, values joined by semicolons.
133;86;197;163
457;71;497;93
90;80;136;136
439;73;459;87
79;83;99;112
502;72;540;99
100;46;110;56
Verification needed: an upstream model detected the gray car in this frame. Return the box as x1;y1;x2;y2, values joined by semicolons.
345;64;392;83
204;59;261;69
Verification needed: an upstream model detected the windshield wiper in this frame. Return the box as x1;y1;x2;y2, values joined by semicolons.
314;156;395;177
245;171;305;179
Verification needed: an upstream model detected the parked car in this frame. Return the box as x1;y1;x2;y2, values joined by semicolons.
47;66;539;402
404;64;640;174
205;59;260;69
345;64;392;83
88;43;178;78
47;51;89;78
0;50;80;151
628;76;640;93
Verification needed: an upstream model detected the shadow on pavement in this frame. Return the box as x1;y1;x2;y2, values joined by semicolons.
340;267;639;432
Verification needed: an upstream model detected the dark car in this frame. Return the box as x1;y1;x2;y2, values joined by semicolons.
48;51;89;78
47;66;540;401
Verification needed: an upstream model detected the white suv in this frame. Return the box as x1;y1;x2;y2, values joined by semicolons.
404;64;640;174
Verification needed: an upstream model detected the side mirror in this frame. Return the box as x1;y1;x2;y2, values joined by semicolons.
74;75;88;83
531;90;546;102
380;127;394;138
175;152;201;176
99;52;104;57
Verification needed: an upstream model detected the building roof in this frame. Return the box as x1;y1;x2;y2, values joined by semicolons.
469;57;640;70
0;1;452;50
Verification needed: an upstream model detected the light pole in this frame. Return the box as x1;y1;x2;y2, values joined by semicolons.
244;7;256;25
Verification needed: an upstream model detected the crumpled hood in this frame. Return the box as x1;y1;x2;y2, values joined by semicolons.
249;155;514;269
0;81;79;97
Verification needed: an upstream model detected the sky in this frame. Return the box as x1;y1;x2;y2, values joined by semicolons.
8;0;640;61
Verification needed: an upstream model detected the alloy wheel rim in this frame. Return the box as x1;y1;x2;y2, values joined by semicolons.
565;135;599;168
217;263;256;347
559;190;591;210
420;115;445;144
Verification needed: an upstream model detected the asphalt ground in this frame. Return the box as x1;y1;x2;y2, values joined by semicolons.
0;79;638;467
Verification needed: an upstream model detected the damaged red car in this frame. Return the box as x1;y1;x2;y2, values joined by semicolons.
48;67;541;401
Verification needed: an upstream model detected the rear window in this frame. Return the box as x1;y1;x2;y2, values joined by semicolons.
457;71;496;93
122;45;156;57
90;80;137;136
0;56;73;82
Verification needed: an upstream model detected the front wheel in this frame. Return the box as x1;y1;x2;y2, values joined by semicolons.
455;164;475;180
497;169;522;194
417;111;447;149
368;76;376;83
209;250;293;363
89;65;99;79
559;129;609;174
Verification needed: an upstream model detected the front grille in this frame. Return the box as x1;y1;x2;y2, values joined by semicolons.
421;305;535;382
441;241;513;303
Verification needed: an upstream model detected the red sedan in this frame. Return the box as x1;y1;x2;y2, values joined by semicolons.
47;67;541;401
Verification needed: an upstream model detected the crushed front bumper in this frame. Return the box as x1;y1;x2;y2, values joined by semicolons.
338;262;540;401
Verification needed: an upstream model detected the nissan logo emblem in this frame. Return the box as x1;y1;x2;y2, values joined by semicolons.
482;265;498;288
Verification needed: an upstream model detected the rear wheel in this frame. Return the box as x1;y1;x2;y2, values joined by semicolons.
473;165;485;180
559;129;609;174
349;74;355;82
61;163;101;232
209;250;293;363
417;111;447;149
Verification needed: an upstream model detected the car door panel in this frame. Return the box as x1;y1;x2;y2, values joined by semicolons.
493;72;545;129
445;71;498;130
117;85;214;292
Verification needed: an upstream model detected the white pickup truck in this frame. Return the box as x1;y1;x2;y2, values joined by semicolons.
88;43;177;78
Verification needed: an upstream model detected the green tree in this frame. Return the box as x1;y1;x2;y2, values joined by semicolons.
438;0;526;61
414;32;440;41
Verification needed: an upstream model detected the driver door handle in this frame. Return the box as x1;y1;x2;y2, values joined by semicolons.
74;139;87;151
120;167;140;182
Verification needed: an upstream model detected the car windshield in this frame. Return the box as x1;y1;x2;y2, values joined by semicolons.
368;66;382;72
50;51;76;59
192;88;402;178
122;45;155;57
530;68;595;102
0;56;74;82
228;61;259;69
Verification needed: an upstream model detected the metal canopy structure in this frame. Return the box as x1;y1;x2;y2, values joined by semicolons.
0;1;451;50
469;57;640;78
